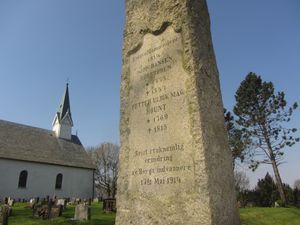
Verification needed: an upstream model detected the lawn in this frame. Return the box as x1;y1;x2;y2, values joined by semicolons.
240;207;300;225
8;202;115;225
7;203;300;225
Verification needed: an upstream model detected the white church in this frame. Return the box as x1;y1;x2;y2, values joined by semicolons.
0;84;94;201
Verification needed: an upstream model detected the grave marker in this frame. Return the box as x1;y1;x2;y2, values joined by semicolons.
74;204;90;221
116;0;240;224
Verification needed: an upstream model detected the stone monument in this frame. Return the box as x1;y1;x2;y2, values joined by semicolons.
74;204;90;221
0;205;9;225
116;0;241;224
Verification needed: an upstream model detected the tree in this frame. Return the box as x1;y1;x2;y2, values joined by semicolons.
283;183;294;205
234;171;250;207
234;171;250;194
294;179;300;190
224;109;249;169
293;188;300;208
256;173;279;207
294;179;300;207
88;143;119;198
233;72;299;205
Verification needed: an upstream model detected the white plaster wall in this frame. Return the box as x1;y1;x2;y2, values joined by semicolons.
0;159;94;200
52;120;72;140
52;120;61;137
58;123;72;140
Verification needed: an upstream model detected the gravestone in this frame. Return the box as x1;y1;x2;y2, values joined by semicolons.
7;199;14;208
32;204;50;219
28;198;36;209
74;204;90;221
32;199;62;220
75;198;81;204
68;198;76;205
0;205;9;225
56;199;67;210
49;205;63;218
116;0;240;225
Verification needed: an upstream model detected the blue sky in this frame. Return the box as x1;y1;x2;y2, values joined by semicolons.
0;0;299;187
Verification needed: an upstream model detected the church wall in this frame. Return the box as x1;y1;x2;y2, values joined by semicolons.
52;119;72;140
58;123;72;140
0;158;94;200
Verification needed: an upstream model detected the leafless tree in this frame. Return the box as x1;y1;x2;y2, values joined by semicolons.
87;143;119;199
234;170;250;193
294;179;300;190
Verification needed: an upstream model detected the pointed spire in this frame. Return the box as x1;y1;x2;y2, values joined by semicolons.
52;83;73;140
58;83;72;122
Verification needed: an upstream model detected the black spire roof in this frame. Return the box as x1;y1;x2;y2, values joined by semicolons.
58;83;72;122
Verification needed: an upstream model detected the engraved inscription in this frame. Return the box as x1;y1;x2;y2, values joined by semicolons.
128;27;193;195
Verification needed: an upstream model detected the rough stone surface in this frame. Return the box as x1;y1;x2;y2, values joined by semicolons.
116;0;241;225
7;199;14;207
74;204;90;221
0;205;9;225
49;205;63;218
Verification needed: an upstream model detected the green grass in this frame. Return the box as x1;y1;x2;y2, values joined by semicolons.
8;203;300;225
240;207;300;225
8;202;115;225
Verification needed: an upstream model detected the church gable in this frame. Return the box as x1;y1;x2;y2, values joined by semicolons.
60;112;73;126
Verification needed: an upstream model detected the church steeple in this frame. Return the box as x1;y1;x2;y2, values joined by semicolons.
52;83;73;140
58;83;73;123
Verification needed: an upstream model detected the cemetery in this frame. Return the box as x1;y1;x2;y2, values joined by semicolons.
1;197;300;225
0;198;116;225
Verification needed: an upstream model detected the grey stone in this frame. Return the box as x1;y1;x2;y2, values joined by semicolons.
0;205;9;225
7;199;14;207
116;0;240;225
32;204;48;219
56;199;67;210
74;204;90;221
75;198;81;204
49;205;63;218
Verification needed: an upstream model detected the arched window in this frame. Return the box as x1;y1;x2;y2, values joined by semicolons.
55;173;63;190
18;170;28;188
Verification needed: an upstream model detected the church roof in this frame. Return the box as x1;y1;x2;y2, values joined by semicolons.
0;120;94;170
57;83;73;124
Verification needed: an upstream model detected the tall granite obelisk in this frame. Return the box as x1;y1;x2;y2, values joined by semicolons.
116;0;241;224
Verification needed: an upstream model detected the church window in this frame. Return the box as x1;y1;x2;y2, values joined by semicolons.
55;173;63;189
18;170;28;188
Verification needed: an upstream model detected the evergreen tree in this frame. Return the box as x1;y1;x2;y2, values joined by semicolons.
256;173;279;207
293;188;300;207
283;183;294;205
233;72;299;205
224;109;249;169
